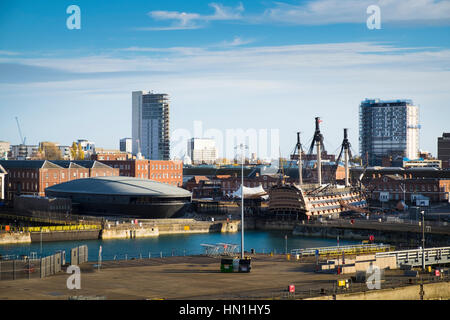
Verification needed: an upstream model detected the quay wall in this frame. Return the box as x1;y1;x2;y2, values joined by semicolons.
0;232;31;244
30;230;100;242
305;281;450;300
0;220;241;243
101;219;240;240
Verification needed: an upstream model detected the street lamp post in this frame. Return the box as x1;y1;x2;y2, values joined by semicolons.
421;210;425;271
235;143;248;259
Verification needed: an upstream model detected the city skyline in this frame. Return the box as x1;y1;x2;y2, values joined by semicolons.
1;0;449;157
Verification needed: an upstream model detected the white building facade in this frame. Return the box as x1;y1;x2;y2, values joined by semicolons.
187;138;218;164
120;138;132;153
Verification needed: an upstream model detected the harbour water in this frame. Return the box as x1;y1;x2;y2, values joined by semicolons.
0;230;359;262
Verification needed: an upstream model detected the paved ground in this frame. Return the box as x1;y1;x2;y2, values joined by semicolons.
0;255;345;300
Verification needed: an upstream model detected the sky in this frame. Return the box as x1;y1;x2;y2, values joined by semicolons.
0;0;449;160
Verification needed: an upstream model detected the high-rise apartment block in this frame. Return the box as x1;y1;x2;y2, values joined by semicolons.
132;91;170;160
359;99;420;166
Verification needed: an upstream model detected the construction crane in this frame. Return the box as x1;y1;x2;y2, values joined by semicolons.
15;116;26;145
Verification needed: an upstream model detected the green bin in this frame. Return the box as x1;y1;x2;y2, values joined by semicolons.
220;258;234;273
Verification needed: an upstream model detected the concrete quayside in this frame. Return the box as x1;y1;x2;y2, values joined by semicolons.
0;218;241;244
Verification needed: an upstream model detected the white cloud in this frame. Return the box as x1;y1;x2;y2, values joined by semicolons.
220;36;254;47
1;41;449;155
144;2;244;30
262;0;450;25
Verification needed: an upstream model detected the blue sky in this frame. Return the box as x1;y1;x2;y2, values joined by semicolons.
0;0;449;159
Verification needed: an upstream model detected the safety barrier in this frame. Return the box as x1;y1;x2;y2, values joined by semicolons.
376;246;450;268
0;251;63;281
22;225;101;232
291;243;394;257
71;245;88;266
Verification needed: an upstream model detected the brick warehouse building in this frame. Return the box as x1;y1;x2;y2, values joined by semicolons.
348;167;450;203
97;159;183;187
363;174;450;203
0;160;119;201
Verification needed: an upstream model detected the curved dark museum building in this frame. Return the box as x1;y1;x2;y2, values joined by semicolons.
45;176;192;218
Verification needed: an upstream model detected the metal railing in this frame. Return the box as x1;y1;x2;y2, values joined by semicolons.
376;246;450;268
0;251;62;281
291;243;393;257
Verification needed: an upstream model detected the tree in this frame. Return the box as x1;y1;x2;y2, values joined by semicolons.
39;142;62;160
70;141;85;160
77;143;85;160
70;142;77;160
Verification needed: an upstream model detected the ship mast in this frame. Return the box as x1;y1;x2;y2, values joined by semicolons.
313;117;323;186
343;128;350;187
296;132;303;186
333;128;353;186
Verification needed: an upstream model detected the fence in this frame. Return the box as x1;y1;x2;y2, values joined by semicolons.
0;245;88;281
71;245;88;266
0;252;62;281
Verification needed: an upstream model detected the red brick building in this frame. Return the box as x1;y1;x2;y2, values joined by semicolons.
364;174;450;203
0;160;119;201
98;159;183;187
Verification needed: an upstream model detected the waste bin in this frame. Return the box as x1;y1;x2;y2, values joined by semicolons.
238;258;252;273
220;258;234;273
232;258;240;272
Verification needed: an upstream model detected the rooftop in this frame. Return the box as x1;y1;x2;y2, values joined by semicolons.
45;176;191;197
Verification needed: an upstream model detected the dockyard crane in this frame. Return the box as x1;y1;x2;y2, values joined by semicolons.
15;116;26;145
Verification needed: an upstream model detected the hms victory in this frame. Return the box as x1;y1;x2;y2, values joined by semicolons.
268;117;368;219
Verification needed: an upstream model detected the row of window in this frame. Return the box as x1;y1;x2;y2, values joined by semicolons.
151;173;181;179
376;184;439;192
8;170;92;180
112;164;181;171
